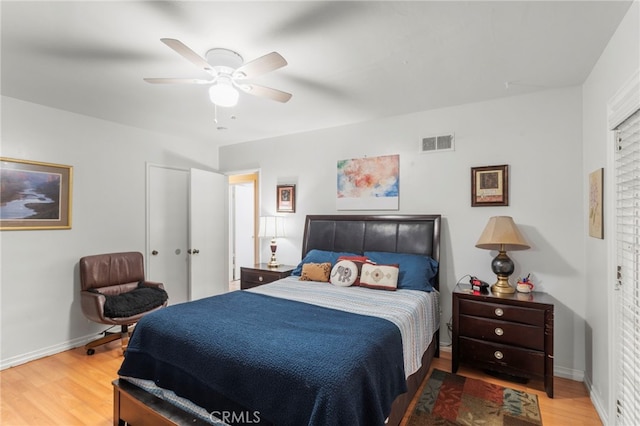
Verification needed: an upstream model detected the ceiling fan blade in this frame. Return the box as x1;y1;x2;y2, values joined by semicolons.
144;78;212;84
233;52;287;80
239;83;292;103
160;38;213;74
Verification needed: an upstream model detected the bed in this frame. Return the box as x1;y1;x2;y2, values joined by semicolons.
113;214;441;426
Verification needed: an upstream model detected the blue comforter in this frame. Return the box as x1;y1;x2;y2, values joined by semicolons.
118;291;407;426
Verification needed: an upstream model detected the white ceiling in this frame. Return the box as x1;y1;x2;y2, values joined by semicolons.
1;1;632;148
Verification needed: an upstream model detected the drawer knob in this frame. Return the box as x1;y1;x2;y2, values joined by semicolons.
259;276;264;282
494;327;504;336
494;351;504;360
494;308;504;317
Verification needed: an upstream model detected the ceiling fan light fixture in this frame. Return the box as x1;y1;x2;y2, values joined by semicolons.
209;77;239;107
146;39;290;106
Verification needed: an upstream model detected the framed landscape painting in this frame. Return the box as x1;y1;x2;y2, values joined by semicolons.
0;157;73;230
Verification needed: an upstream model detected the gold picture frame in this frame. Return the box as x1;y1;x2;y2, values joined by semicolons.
1;157;73;230
471;164;509;207
276;184;295;213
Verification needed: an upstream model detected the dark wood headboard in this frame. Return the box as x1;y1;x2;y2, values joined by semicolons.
301;215;441;290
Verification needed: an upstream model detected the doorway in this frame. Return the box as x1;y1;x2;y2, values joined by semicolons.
228;172;259;288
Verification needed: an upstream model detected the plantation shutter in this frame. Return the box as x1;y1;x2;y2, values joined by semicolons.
615;108;640;425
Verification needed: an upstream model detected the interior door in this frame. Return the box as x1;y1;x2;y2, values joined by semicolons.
189;168;228;300
233;183;255;279
147;165;189;305
228;172;259;282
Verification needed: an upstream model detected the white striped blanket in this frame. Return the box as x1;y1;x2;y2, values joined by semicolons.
249;277;440;378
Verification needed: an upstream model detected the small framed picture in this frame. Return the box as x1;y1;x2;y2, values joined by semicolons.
276;184;296;213
471;165;509;207
1;157;73;230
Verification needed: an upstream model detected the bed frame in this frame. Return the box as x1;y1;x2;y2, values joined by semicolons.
113;214;441;426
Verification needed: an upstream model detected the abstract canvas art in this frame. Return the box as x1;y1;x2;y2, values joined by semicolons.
589;168;603;239
336;154;399;210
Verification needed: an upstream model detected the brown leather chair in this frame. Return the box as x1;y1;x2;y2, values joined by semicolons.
80;251;168;355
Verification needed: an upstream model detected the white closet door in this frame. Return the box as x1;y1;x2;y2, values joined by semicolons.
147;165;189;305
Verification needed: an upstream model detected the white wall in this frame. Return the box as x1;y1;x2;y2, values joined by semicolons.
582;2;639;423
0;96;218;367
219;87;586;378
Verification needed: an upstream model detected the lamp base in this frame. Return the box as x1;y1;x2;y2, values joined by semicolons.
490;251;516;294
491;275;516;294
267;239;279;268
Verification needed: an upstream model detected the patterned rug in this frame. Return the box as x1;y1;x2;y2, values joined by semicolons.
406;369;543;425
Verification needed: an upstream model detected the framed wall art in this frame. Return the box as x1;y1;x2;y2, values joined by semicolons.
471;164;509;207
336;154;399;210
276;184;296;213
589;168;603;239
0;157;73;230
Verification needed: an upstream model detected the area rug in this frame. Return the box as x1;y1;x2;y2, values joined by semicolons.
406;369;542;426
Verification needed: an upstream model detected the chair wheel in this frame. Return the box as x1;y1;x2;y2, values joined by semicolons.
86;348;95;355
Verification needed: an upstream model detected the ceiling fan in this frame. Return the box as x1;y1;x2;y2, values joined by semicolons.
144;38;292;107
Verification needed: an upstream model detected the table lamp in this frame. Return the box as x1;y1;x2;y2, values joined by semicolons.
259;216;285;268
475;216;530;294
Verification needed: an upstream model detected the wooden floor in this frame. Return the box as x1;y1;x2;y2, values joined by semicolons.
1;343;602;425
401;349;603;426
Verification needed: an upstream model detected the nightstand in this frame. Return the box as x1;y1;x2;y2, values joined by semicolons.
452;284;555;398
240;264;296;290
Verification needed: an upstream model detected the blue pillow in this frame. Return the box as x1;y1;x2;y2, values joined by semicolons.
364;251;438;292
291;249;360;276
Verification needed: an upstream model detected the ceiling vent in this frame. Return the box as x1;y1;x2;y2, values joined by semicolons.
420;133;455;153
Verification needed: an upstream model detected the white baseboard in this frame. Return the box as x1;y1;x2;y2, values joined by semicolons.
554;364;584;382
0;334;95;370
584;374;609;425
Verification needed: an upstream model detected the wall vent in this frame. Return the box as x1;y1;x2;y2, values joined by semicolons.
420;133;455;153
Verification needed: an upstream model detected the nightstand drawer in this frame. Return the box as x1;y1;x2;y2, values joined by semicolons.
459;337;545;376
240;265;295;290
459;298;545;326
241;270;280;286
459;314;544;351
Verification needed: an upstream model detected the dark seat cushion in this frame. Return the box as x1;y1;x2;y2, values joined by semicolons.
102;284;168;318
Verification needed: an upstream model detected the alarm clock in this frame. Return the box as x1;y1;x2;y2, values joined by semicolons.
470;276;489;293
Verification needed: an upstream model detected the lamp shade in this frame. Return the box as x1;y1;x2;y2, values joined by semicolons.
259;216;285;239
475;216;529;251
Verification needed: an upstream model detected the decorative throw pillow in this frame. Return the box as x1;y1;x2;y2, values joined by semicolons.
291;250;360;276
329;260;359;287
359;263;399;291
299;262;332;282
364;251;438;292
102;285;168;318
337;255;372;285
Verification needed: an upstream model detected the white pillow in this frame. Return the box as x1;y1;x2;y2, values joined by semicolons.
329;260;358;287
359;263;399;291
